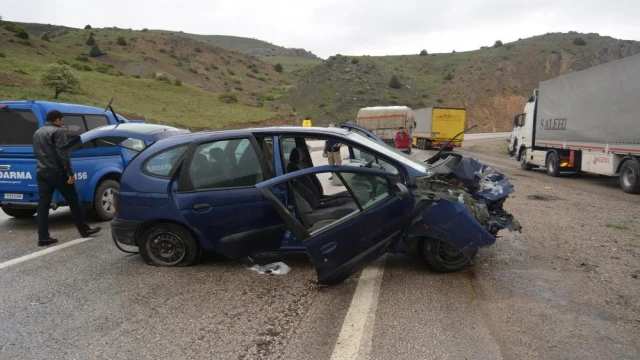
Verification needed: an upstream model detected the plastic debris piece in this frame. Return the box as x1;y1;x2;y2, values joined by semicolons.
248;262;291;275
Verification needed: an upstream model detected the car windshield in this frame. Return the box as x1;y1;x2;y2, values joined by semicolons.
345;131;428;173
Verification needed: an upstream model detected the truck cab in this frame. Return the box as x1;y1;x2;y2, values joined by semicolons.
0;100;147;220
508;90;537;160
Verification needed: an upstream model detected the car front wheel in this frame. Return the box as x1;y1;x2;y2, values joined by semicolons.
419;237;476;273
139;223;200;267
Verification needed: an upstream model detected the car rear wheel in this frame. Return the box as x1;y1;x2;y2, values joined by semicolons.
419;237;477;273
2;208;37;218
139;223;200;267
92;179;119;221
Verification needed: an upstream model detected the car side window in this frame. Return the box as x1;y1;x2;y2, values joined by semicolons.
187;138;264;191
142;145;188;178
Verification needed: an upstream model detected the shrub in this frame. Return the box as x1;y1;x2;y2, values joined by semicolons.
85;25;92;29
89;45;103;57
159;48;167;53
436;98;443;103
194;47;202;53
41;34;50;42
211;64;219;70
218;92;238;103
388;75;402;89
231;75;242;84
494;40;503;48
142;28;149;32
274;63;283;73
95;64;110;73
133;74;141;78
234;87;244;92
116;36;127;46
188;67;197;74
40;63;80;98
86;35;96;46
356;88;365;94
227;68;235;75
15;31;29;40
75;55;89;62
444;72;454;81
251;67;259;73
573;37;586;46
351;58;359;64
174;79;182;86
419;49;428;56
0;52;5;58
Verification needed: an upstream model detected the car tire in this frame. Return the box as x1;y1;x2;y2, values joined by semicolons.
419;237;476;273
546;152;560;177
139;222;200;267
2;208;37;218
619;160;640;194
92;179;119;221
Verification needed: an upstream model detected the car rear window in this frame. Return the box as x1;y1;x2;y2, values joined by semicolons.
143;145;189;178
0;110;39;145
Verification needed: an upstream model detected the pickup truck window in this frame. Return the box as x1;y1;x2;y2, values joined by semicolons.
0;110;39;145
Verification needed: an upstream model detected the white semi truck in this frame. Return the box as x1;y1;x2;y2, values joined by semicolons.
509;53;640;194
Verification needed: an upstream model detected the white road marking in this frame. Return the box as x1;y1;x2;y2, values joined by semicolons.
331;255;387;360
0;237;92;270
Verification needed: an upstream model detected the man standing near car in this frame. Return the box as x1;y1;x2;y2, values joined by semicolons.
395;126;411;154
33;110;101;246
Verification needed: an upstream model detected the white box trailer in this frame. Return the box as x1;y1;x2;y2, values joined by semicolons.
508;53;640;193
356;106;415;147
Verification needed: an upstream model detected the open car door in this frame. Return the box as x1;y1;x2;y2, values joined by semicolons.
256;165;415;285
63;123;190;152
339;123;387;145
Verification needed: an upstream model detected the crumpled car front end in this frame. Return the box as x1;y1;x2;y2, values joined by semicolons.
405;154;521;267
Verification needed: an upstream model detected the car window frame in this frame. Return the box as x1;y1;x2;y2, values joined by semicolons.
177;134;274;193
140;143;190;179
0;109;39;146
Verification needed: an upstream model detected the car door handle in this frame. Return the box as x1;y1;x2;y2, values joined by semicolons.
193;204;211;212
320;242;338;254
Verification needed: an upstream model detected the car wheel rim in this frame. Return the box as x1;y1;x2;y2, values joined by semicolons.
147;232;186;265
623;167;634;187
102;188;115;214
435;240;468;267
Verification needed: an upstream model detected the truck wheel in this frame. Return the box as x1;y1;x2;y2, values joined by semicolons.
520;150;532;170
92;179;119;221
619;160;640;194
419;237;477;273
139;222;200;267
546;152;560;177
2;208;37;218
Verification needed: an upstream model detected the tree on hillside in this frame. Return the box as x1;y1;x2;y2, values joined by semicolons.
274;63;283;73
494;40;503;48
116;36;127;46
420;49;428;56
89;44;103;57
41;64;80;99
389;75;402;89
86;35;96;46
85;25;91;29
573;37;586;46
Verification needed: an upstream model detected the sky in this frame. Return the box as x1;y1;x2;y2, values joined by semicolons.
1;0;639;58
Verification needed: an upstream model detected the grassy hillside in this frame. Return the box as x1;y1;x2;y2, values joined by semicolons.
0;21;304;130
170;33;321;72
281;33;640;132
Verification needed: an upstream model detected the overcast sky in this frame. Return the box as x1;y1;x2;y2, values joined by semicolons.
2;0;639;58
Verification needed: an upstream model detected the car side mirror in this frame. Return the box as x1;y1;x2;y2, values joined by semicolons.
394;183;410;200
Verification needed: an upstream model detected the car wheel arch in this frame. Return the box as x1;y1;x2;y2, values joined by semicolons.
134;219;203;250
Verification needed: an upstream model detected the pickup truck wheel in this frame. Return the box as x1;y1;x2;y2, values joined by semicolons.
419;237;476;273
139;223;200;267
619;160;640;194
2;208;37;218
92;179;119;221
546;152;560;177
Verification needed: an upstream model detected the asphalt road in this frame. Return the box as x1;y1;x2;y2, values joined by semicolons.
1;140;638;360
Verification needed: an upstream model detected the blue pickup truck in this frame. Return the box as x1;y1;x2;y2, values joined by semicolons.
0;100;147;221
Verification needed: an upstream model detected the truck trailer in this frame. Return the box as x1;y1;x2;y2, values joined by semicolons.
355;106;415;149
509;53;640;194
412;107;467;150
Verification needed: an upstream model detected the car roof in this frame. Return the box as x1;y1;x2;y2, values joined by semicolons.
0;100;126;119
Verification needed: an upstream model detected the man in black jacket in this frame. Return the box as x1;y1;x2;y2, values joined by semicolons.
33;110;100;246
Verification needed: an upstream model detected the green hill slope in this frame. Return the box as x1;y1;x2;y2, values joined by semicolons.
0;21;304;130
281;33;640;132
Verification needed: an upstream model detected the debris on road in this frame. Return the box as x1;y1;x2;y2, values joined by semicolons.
248;262;291;275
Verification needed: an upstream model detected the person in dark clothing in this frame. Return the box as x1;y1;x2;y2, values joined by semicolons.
33;110;101;246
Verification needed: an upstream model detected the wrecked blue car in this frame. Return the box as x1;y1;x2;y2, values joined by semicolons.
67;122;521;285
